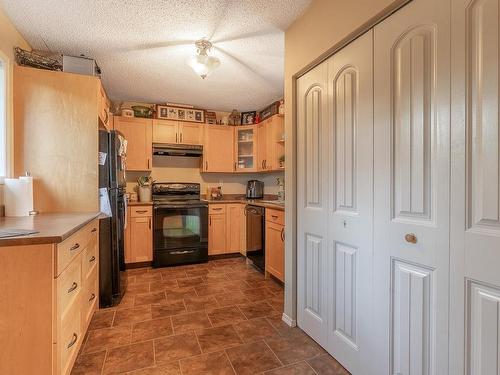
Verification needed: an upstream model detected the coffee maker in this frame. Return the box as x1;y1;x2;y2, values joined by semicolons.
246;180;264;199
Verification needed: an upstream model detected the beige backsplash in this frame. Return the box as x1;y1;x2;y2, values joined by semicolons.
125;156;284;196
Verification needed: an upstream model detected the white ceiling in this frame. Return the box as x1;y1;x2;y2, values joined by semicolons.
0;0;312;111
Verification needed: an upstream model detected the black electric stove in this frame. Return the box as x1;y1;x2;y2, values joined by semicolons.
152;183;208;267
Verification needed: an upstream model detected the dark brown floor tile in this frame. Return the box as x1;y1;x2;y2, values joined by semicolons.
207;306;247;327
266;296;284;312
102;341;155;374
233;317;279;343
83;325;132;353
196;324;243;353
154;332;201;364
264;361;316;375
195;284;227;296
180;351;235;375
265;334;324;365
177;276;205;288
113;305;152;327
225;271;265;282
307;354;350;375
127;282;151;295
171;311;212;333
116;294;136;309
238;301;275;319
161;269;188;280
134;291;166;306
165;287;197;301
242;287;277;301
71;350;106;374
148;279;179;292
184;295;219;312
88;309;115;331
214;291;249;307
186;268;210;277
202;274;230;284
132;317;173;342
127;268;150;275
127;362;181;374
221;280;254;291
134;273;162;283
226;341;282;375
151;300;186;319
265;314;299;337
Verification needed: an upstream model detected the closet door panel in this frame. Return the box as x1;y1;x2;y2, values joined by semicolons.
450;0;500;373
326;30;374;374
297;62;330;348
373;0;451;374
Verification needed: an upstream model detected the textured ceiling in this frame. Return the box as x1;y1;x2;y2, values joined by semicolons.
0;0;312;111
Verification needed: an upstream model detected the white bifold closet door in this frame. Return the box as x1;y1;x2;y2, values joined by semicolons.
449;0;500;374
297;30;374;374
372;0;451;374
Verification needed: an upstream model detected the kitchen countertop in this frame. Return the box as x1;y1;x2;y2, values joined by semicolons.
0;212;100;247
202;195;285;211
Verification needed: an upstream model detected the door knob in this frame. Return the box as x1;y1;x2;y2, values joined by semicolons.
405;233;417;244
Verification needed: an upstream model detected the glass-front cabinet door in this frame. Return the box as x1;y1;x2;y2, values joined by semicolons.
234;125;257;172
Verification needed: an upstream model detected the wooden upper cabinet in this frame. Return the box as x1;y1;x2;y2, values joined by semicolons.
266;115;285;171
153;119;178;143
257;121;267;171
153;119;203;145
179;122;202;145
203;125;235;172
235;125;257;172
114;116;152;171
98;84;110;130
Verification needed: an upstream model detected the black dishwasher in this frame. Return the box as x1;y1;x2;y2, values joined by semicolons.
245;205;265;272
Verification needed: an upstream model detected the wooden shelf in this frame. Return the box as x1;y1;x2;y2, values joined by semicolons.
238;155;254;158
238;140;254;143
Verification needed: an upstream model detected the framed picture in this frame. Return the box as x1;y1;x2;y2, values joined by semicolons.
205;111;217;124
157;105;205;123
259;101;280;121
241;111;256;125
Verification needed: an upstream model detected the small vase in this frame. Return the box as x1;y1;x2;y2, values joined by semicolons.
138;186;151;202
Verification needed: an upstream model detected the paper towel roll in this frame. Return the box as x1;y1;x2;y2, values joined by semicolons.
5;176;34;217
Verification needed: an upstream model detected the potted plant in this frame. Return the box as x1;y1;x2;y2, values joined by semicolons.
137;176;153;202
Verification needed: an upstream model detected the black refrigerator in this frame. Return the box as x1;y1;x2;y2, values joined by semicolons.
99;128;128;307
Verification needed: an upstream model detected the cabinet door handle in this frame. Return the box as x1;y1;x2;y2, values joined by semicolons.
281;227;285;242
91;228;97;233
209;216;212;226
104;108;109;124
176;133;178;143
149;217;151;229
261;160;265;170
234;162;237;171
67;282;78;294
212;207;222;211
136;210;148;214
70;243;80;251
67;333;78;349
89;293;96;302
89;256;96;263
205;161;208;171
180;133;183;143
272;215;279;219
147;158;150;169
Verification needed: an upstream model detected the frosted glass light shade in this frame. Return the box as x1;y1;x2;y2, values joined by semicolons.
188;54;220;79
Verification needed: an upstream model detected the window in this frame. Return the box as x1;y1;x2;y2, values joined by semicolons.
0;58;6;178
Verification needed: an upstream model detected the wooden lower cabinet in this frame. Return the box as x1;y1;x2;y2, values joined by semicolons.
0;218;99;375
208;203;246;255
265;209;284;282
125;205;153;263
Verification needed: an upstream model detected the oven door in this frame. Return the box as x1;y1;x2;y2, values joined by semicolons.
153;204;208;267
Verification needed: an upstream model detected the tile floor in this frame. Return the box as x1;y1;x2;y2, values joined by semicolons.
72;257;350;374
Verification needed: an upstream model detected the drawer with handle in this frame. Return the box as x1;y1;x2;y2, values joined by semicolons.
82;272;98;331
57;256;82;322
266;208;284;226
209;204;226;214
58;301;82;375
56;220;97;276
130;206;152;217
82;237;98;281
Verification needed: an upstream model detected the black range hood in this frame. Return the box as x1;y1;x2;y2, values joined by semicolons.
153;143;203;157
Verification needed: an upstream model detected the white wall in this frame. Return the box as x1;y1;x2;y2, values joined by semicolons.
126;156;284;197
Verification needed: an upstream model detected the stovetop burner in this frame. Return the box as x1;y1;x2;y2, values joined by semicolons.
152;182;204;207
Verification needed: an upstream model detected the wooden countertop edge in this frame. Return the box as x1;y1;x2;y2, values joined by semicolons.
0;213;101;247
202;199;285;211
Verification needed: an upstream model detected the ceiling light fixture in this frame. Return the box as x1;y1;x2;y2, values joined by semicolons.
188;39;220;79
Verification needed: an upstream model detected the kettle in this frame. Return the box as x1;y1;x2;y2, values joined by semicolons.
246;180;264;199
